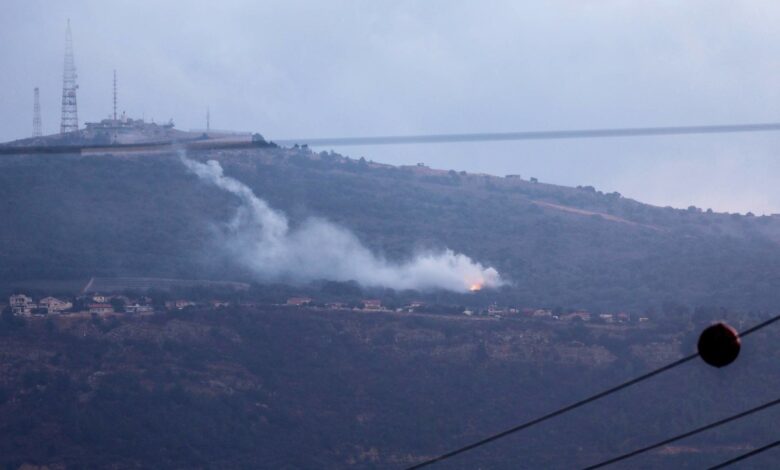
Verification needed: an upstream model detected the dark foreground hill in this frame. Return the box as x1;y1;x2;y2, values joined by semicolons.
0;307;777;469
1;146;780;311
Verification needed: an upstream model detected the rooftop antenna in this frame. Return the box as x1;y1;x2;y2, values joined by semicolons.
32;87;42;137
206;107;210;132
59;19;79;133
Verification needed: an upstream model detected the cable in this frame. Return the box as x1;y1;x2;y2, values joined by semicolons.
275;122;780;147
707;440;780;469
582;397;780;469
737;314;780;338
406;313;780;470
406;354;699;469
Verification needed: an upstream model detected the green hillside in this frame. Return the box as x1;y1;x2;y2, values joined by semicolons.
1;147;779;311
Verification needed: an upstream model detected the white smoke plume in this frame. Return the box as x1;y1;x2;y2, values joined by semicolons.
181;155;503;292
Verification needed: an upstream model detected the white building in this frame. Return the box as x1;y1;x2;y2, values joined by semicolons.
126;303;153;314
532;309;553;318
9;294;35;316
89;303;114;315
598;313;614;323
39;296;73;314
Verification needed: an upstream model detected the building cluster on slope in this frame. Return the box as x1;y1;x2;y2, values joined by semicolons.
5;292;649;325
8;293;150;316
284;297;650;323
5;293;232;318
285;297;387;311
10;294;72;316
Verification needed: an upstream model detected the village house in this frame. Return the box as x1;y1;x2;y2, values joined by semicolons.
532;309;553;318
286;297;312;306
39;296;72;314
488;304;507;315
125;303;154;314
9;294;35;316
598;313;614;323
89;303;114;315
362;299;382;311
165;300;195;310
400;301;425;313
562;311;591;322
91;294;108;303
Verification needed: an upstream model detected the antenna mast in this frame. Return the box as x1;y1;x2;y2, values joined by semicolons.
59;19;79;134
113;70;117;121
206;107;210;132
32;88;42;137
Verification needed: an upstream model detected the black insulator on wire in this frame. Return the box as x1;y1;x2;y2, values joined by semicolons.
698;322;741;368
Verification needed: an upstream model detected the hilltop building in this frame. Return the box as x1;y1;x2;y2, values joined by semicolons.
84;113;176;144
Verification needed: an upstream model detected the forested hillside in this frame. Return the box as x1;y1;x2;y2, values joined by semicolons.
0;308;777;469
1;147;780;311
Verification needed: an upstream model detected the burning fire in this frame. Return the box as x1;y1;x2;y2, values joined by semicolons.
469;283;483;292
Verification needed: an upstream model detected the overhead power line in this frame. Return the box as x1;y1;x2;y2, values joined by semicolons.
406;313;780;469
407;354;698;469
707;440;780;469
275;122;780;147
582;397;780;469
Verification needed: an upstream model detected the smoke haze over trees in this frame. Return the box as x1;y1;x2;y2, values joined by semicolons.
180;154;502;291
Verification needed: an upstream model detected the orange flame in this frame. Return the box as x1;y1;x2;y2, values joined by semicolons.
469;283;483;292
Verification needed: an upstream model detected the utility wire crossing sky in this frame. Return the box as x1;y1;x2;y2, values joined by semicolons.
275;122;780;147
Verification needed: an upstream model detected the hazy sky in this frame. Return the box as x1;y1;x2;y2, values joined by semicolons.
3;1;780;213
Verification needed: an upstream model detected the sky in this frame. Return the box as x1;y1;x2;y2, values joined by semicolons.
2;1;780;213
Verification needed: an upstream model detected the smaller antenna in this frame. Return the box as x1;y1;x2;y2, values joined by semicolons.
32;87;42;137
206;107;210;132
113;70;117;121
